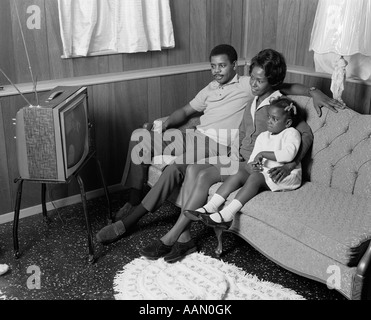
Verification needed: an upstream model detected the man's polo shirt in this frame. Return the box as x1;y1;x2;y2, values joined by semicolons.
189;74;253;146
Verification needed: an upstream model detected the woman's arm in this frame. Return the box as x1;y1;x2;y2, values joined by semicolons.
278;83;346;117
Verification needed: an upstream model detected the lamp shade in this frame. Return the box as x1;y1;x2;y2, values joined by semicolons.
309;0;371;56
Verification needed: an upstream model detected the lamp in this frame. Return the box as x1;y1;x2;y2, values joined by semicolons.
330;55;347;103
309;0;371;102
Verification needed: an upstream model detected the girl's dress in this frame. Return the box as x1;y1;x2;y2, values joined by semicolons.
248;127;302;191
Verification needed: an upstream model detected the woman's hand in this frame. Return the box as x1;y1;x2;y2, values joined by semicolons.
268;163;295;183
245;162;258;174
310;89;346;117
254;153;263;164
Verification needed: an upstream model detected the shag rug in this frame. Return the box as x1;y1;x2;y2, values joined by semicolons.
113;252;305;300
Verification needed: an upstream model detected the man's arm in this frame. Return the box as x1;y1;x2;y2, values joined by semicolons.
163;104;197;130
150;104;198;132
278;83;346;117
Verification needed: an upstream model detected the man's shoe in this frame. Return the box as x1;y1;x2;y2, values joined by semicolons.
139;239;173;260
112;202;133;222
96;221;126;245
164;239;197;263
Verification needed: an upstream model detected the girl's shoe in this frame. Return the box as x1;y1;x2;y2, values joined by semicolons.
199;212;232;229
183;207;212;221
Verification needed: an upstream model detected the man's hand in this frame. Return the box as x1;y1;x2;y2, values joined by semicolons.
310;89;346;117
268;162;295;183
143;120;168;133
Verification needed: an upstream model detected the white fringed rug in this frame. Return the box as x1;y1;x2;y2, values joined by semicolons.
113;252;305;300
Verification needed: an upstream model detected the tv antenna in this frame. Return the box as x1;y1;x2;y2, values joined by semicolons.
0;0;39;107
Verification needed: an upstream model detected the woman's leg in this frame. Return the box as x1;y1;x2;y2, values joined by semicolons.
160;164;222;245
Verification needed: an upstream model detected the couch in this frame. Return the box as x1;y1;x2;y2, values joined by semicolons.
146;95;371;300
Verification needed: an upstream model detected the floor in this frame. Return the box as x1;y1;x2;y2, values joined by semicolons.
0;189;346;300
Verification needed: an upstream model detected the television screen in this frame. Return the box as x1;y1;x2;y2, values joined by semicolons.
63;99;88;169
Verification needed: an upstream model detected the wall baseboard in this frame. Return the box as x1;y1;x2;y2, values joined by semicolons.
0;184;123;225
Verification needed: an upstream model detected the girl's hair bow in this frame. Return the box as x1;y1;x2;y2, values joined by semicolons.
284;102;297;115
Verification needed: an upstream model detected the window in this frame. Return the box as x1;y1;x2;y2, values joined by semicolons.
58;0;175;58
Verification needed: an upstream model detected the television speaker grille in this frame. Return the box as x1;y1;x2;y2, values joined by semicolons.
24;107;58;180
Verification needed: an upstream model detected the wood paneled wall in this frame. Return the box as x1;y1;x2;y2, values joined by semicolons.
245;0;319;68
1;0;370;217
0;0;246;85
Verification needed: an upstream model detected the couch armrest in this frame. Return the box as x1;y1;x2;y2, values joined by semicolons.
143;114;201;132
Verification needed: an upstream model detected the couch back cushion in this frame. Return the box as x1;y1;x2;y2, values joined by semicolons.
289;95;371;198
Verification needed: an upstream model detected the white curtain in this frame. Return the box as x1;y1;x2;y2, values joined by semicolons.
309;0;371;81
58;0;175;58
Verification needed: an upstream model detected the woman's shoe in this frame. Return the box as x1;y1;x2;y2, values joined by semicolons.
183;207;212;221
139;239;173;260
199;212;232;229
164;239;197;263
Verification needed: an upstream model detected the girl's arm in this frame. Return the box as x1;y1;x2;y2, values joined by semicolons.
254;151;275;162
257;129;301;164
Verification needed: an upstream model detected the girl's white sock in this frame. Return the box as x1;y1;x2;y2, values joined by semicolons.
209;199;243;223
196;193;225;213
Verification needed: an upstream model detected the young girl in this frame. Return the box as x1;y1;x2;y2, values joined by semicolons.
192;96;302;229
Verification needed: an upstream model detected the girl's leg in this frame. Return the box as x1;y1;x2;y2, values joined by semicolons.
202;165;249;213
209;172;268;223
234;172;268;205
161;164;221;245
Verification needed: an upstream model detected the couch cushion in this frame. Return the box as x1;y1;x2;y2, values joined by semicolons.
288;95;371;199
210;182;371;267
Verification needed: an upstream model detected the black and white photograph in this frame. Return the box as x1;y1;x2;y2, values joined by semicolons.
0;0;370;308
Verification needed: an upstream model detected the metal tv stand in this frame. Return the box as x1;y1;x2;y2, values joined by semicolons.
12;149;112;264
